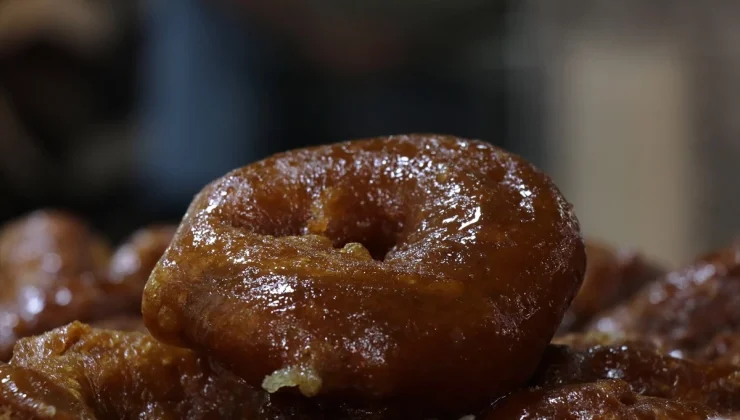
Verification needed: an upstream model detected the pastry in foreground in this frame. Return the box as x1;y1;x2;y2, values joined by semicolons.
1;322;460;419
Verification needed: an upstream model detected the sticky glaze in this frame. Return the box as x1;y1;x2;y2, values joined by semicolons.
3;322;475;419
142;134;586;410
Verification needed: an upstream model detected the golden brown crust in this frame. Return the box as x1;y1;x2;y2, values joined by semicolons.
1;322;465;419
142;134;586;409
0;363;95;419
8;322;258;419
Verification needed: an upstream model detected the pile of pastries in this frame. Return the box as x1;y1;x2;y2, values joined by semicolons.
1;135;739;419
0;210;174;361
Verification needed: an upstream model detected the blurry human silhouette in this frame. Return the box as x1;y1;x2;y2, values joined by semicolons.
138;0;510;218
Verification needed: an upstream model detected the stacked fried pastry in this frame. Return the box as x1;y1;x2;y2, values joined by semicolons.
1;136;739;419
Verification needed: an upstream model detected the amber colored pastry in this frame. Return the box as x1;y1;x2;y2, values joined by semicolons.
557;240;664;334
587;242;740;352
105;225;176;311
0;363;96;419
5;322;258;419
529;344;740;413
0;210;111;360
142;134;586;410
485;379;720;419
1;322;463;420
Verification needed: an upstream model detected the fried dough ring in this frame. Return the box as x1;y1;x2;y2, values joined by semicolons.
142;134;585;409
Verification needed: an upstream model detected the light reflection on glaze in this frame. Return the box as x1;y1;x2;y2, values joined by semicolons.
142;134;586;411
587;242;740;352
0;211;113;360
0;212;175;361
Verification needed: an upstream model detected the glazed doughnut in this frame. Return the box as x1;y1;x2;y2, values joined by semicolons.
0;210;111;360
142;134;586;409
557;240;664;334
105;225;176;311
587;242;740;352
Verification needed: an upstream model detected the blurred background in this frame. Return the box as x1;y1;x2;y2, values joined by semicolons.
0;0;738;265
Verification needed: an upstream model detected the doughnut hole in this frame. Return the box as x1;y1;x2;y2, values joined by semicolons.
305;186;405;261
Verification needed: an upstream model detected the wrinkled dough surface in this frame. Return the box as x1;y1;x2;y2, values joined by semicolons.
142;134;586;409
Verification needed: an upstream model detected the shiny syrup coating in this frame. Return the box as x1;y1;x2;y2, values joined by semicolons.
530;344;740;413
485;379;720;420
1;322;469;420
0;210;111;361
106;225;176;312
557;240;664;334
587;242;740;352
7;322;257;419
142;134;586;409
0;363;95;419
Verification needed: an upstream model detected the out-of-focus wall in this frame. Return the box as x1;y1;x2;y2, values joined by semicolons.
511;0;740;265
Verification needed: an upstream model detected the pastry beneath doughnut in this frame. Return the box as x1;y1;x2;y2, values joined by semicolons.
484;379;721;419
557;240;664;334
5;321;262;419
0;210;111;360
1;322;465;419
142;134;586;410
